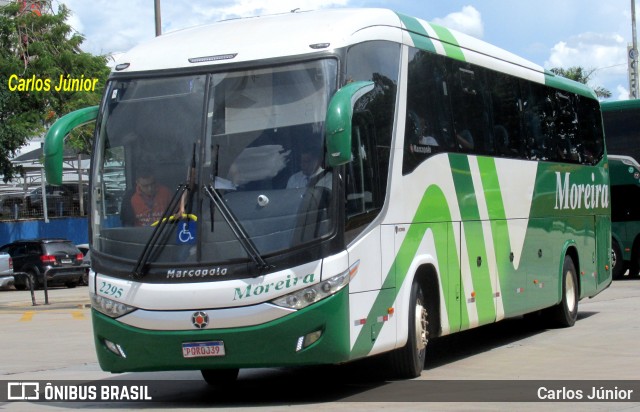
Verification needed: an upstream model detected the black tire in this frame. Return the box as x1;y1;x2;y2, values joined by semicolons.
546;256;579;327
26;271;39;291
66;281;78;288
611;239;626;280
388;280;428;379
201;368;239;386
80;271;89;286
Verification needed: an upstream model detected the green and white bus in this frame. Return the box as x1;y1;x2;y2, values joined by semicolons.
44;8;611;382
601;100;640;279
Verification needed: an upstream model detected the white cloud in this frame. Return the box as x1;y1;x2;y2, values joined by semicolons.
545;33;626;71
616;84;630;100
545;32;629;99
432;5;483;39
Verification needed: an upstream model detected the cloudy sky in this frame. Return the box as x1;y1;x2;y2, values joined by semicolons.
55;0;638;101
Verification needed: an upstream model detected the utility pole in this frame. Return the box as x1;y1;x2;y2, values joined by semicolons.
154;0;162;36
630;0;639;98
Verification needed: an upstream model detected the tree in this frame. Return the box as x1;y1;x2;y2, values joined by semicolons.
0;0;110;182
549;66;612;99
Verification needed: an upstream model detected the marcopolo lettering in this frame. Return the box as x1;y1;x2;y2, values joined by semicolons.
166;267;228;278
554;172;609;210
234;273;315;300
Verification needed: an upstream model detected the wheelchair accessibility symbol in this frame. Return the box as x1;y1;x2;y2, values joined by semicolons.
177;221;197;244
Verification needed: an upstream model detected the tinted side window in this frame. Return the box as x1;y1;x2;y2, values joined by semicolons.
447;61;493;156
611;184;640;222
27;244;41;255
576;98;604;165
487;72;525;158
521;83;604;165
345;41;399;240
603;108;640;161
403;49;454;174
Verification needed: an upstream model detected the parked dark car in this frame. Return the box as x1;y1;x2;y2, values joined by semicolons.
25;185;74;215
0;239;86;290
24;184;88;215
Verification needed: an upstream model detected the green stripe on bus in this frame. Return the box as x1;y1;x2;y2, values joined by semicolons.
395;12;436;53
476;157;514;312
476;157;507;220
429;24;466;61
544;70;597;99
352;183;465;356
449;155;495;325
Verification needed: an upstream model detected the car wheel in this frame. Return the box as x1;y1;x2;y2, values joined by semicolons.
26;271;39;291
80;271;89;286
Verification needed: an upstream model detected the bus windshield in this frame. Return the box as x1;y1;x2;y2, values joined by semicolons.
91;59;338;272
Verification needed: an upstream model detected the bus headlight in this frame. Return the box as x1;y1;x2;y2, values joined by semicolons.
271;269;350;310
90;292;136;318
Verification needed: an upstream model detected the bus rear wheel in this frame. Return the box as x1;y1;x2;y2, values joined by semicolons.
545;255;578;327
611;239;626;280
201;368;239;386
388;279;428;379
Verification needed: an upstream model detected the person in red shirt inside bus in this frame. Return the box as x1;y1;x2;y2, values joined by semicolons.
130;168;172;226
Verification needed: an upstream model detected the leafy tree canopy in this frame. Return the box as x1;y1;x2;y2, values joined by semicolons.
0;1;110;182
549;66;612;99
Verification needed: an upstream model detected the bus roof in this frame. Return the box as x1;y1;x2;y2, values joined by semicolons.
601;99;640;112
112;8;596;98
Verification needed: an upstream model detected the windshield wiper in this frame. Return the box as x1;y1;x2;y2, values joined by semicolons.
203;184;272;274
131;145;198;280
131;184;185;279
206;144;272;274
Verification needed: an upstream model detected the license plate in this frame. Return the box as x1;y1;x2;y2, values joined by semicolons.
182;341;225;358
61;259;72;264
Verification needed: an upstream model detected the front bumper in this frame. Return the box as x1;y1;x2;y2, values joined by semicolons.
44;266;87;285
0;275;14;289
92;287;351;372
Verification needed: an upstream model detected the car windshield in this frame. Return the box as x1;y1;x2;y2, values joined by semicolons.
91;59;338;270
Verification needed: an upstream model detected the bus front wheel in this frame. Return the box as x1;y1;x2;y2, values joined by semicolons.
388;279;428;379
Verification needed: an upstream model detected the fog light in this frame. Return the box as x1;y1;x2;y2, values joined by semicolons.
295;330;323;352
104;339;127;358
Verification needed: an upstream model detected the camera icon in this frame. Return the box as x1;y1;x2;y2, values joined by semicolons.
7;382;40;400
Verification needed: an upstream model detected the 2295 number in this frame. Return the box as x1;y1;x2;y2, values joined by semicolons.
99;281;123;299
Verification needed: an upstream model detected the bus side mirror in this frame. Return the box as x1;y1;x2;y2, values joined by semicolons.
324;81;374;167
44;106;99;185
